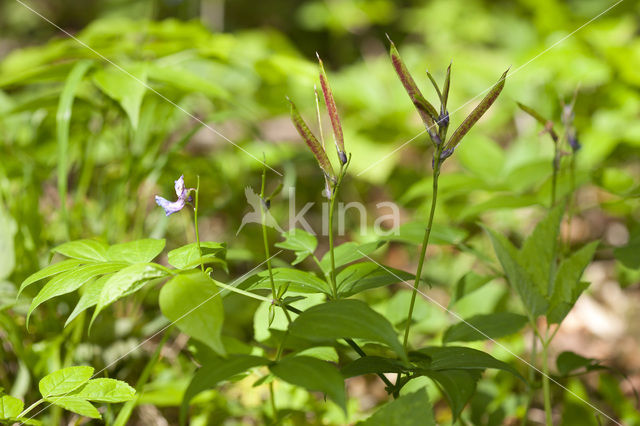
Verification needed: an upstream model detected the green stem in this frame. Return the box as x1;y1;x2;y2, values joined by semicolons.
215;281;271;302
18;399;44;418
269;381;278;423
521;329;538;426
260;166;277;301
194;176;204;272
327;157;350;299
541;340;553;426
551;147;558;208
402;150;441;351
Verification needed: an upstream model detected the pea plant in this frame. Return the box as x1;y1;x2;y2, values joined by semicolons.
9;39;608;426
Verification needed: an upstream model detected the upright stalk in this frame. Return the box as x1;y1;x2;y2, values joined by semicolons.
260;167;277;300
403;147;442;351
194;176;204;272
550;147;559;208
541;339;553;426
328;159;350;299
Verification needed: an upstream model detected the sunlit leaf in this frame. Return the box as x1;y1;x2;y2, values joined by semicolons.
70;378;135;403
443;312;528;343
106;239;166;264
39;366;94;398
275;228;318;265
52;239;108;262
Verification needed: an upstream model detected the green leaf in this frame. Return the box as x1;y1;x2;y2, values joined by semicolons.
180;355;269;425
45;396;100;419
547;241;598;324
18;259;84;297
383;221;467;246
341;356;409;378
295;346;339;363
91;263;167;326
167;242;227;270
244;268;330;294
336;262;415;298
159;271;225;355
27;262;128;325
39;366;94;398
289;299;406;360
0;208;16;281
556;351;603;376
319;241;385;273
287;97;335;180
443;312;529;343
52;239;108;262
613;230;640;269
425;369;480;420
357;388;435;426
106;239;165;263
275;229;317;265
412;346;525;381
445;68;508;151
93;63;148;129
516;102;558;142
70;378;135;403
65;275;108;327
0;394;24;419
270;356;346;413
485;228;548;317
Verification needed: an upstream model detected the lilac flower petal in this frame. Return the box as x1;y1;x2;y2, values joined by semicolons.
155;195;186;216
174;175;186;198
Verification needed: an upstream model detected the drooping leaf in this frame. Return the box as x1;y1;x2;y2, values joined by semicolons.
388;38;438;133
69;378;135;403
516;102;558;142
443;312;529;343
295;346;339;363
336;262;415;298
341;356;409;379
0;394;24;419
52;239;108;262
275;228;318;265
289;299;406;360
106;239;166;264
93;63;148;129
357;388;435;426
556;351;604;376
65;275;109;327
180;355;269;425
288;97;335;180
159;271;225;355
445;68;508;151
243;268;330;294
28;262;128;325
317;54;346;163
319;240;385;273
270;356;346;413
39;366;94;398
167;242;227;270
45;396;100;419
18;259;84;297
425;369;480;420
547;241;598;324
613;229;640;269
91;263;167;326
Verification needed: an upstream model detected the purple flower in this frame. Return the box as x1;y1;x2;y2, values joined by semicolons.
155;175;194;216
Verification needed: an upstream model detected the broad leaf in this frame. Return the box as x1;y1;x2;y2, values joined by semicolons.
289;299;406;360
19;259;84;297
180;355;269;425
295;346;339;363
168;242;227;270
443;312;528;343
159;271;225;355
357;388;435;426
52;239;108;262
106;239;165;264
93;64;148;129
425;369;480;420
0;394;23;419
45;396;100;419
70;378;135;403
28;262;128;325
556;351;604;376
39;366;94;398
613;230;640;269
341;356;409;378
65;275;108;327
319;241;385;273
275;229;317;265
270;356;346;413
336;262;415;297
244;268;329;294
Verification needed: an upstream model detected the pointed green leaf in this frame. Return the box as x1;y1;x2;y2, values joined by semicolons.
65;275;109;327
0;394;24;419
516;102;558;142
106;239;165;264
93;63;148;129
39;366;94;398
70;378;135;403
443;312;528;343
159;271;225;355
19;259;84;297
45;396;100;419
357;388;435;426
336;262;415;298
317;54;346;163
289;299;406;360
425;369;480;420
556;351;603;376
180;355;269;425
445;68;508;150
426;70;443;104
167;242;227;270
52;239;108;262
341;356;409;378
28;262;127;325
442;63;451;111
288;97;335;180
244;268;330;294
270;356;346;413
275;228;318;265
319;241;385;273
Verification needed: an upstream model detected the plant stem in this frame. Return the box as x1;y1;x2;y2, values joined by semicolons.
550;147;559;208
215;281;271;302
402;149;442;351
269;381;278;423
194;176;204;272
260;166;277;301
521;330;538;426
18;399;44;418
328;158;350;299
541;340;553;426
